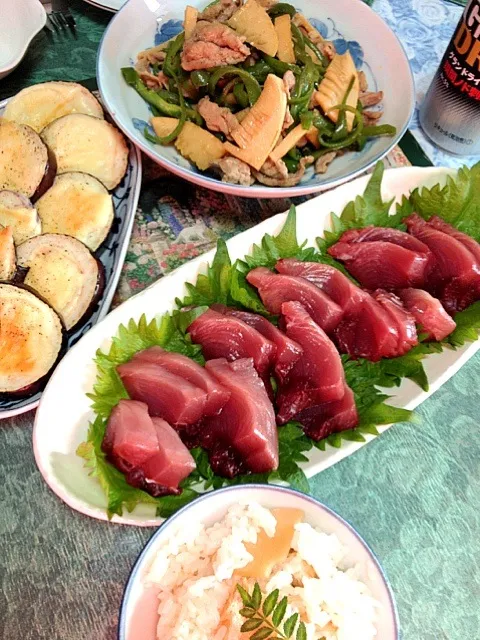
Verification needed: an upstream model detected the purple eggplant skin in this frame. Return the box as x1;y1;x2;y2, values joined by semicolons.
31;146;57;203
0;280;67;400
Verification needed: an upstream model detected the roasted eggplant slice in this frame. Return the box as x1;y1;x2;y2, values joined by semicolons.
0;283;63;394
0;226;16;280
41;114;129;190
16;234;103;330
36;172;114;251
3;81;104;133
0;190;41;244
0;118;49;199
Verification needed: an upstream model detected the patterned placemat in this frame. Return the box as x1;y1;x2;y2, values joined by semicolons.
112;146;413;306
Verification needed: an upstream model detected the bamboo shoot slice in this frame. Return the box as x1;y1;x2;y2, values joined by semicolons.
225;74;287;170
184;6;198;40
227;0;278;57
275;15;295;64
269;123;318;164
315;52;359;132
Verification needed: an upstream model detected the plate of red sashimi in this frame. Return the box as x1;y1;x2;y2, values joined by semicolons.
33;162;480;525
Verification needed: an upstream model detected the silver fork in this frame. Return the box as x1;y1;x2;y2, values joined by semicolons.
46;0;77;35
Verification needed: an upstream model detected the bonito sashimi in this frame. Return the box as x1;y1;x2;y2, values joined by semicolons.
132;346;230;417
334;296;400;362
188;308;276;380
276;302;346;425
295;386;358;442
204;358;279;475
405;213;480;313
246;267;343;333
339;225;432;252
211;304;302;383
397;288;456;342
328;240;431;290
275;258;368;314
102;399;195;496
117;361;207;427
372;290;418;355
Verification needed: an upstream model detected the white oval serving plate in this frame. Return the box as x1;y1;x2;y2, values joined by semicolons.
0;89;142;419
97;0;414;198
0;0;47;80
33;166;480;526
82;0;125;13
119;485;399;640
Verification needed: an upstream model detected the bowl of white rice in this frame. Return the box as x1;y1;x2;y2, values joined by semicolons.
119;485;398;640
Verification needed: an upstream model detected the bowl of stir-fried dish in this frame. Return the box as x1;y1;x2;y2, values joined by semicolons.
98;0;414;197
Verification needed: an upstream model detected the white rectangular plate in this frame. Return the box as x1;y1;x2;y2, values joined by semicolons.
33;166;480;525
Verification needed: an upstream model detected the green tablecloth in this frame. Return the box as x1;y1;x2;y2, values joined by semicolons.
0;3;479;639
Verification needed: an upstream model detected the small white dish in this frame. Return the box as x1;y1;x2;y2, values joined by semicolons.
0;0;47;80
119;485;399;640
33;166;480;526
97;0;415;198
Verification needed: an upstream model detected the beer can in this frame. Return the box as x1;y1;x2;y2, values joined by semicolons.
419;0;480;156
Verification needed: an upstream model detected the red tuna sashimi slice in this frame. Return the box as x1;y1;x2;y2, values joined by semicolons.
211;304;302;383
428;216;480;264
373;290;418;354
295;386;358;441
102;400;194;496
102;399;158;468
328;241;431;289
405;213;480;312
141;417;195;490
204;358;279;474
246;267;343;333
132;346;230;417
276;301;345;425
275;259;368;314
339;225;431;253
405;213;480;281
117;361;207;427
188;308;276;378
334;296;400;362
397;289;456;341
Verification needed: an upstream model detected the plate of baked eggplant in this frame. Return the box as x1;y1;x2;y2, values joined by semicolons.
0;81;142;418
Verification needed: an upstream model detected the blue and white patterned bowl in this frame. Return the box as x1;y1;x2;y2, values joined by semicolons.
97;0;415;198
119;485;399;640
0;92;142;419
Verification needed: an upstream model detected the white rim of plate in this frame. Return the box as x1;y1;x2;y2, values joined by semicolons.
0;2;47;76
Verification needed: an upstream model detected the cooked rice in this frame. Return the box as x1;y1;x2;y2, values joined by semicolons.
145;503;380;640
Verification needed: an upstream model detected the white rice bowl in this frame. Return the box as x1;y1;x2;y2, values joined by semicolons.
119;486;398;640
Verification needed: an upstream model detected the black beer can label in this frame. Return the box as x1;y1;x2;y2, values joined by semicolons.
420;0;480;154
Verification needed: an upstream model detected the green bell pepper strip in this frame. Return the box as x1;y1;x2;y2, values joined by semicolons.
303;36;328;68
156;89;181;105
121;67;203;125
247;60;272;83
325;76;355;142
267;3;296;18
143;69;188;144
190;70;210;88
209;66;261;106
283;156;300;173
300;111;315;130
318;105;363;149
289;59;319;120
362;124;397;137
233;83;250;109
262;54;300;76
163;32;185;78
